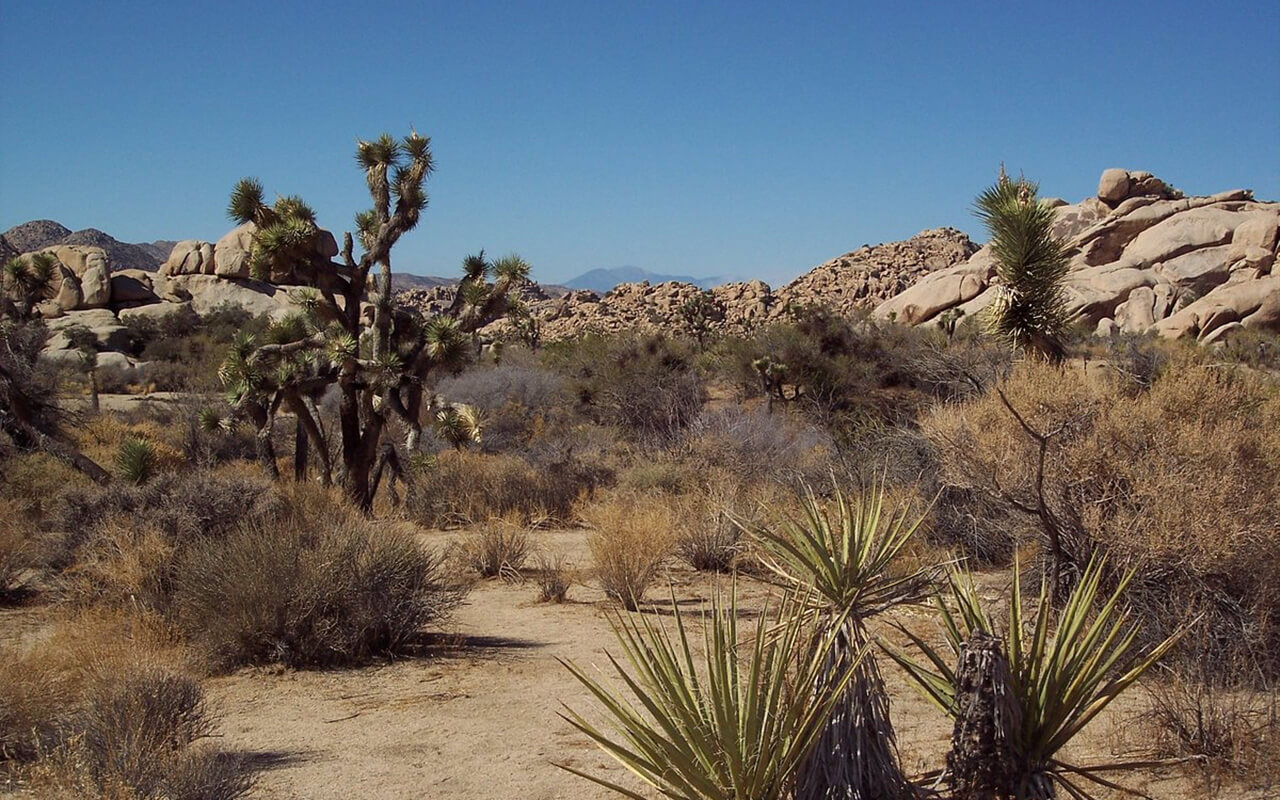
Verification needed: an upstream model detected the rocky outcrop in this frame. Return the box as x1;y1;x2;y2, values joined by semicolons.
872;170;1279;343
160;240;216;276
1;220;72;254
417;229;978;342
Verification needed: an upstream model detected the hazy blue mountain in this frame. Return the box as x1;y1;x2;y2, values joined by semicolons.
565;266;738;293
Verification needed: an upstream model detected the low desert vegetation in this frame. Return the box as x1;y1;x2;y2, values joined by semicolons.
584;492;678;610
0;612;252;799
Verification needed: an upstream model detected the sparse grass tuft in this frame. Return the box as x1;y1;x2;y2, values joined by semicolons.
534;552;575;603
584;494;676;611
454;518;533;580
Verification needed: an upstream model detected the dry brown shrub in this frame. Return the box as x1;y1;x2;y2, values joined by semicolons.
452;516;533;580
584;493;677;610
170;483;467;669
77;415;185;478
1140;674;1280;794
533;552;575;603
407;449;607;527
0;452;89;519
0;501;36;598
0;611;250;798
924;358;1280;677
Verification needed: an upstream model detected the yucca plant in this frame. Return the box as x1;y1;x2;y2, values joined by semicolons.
746;482;932;800
2;253;57;320
116;437;158;485
977;169;1071;362
434;403;484;450
559;588;861;800
884;558;1189;799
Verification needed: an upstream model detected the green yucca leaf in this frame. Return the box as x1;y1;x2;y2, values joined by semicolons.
228;178;265;223
402;130;433;167
434;403;484;449
492;254;531;283
327;331;358;361
196;407;227;434
274;194;316;224
355;133;402;170
460;252;489;281
559;587;861;800
883;557;1190;798
115;437;157;485
459;279;490;308
747;481;932;618
974;170;1070;361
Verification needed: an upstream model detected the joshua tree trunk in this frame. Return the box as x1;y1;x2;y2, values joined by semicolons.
293;416;308;482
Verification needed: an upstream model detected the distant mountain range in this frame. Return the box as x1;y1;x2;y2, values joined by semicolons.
1;219;175;272
564;266;739;293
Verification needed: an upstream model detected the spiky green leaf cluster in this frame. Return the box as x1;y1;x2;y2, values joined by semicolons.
559;588;861;800
748;482;932;619
227;178;266;224
885;559;1189;799
115;437;157;485
975;171;1071;361
434;403;483;449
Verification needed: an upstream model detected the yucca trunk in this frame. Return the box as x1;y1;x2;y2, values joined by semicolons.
798;616;912;800
948;632;1023;800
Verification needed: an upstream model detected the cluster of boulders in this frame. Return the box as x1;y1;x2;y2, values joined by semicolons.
398;229;978;342
18;223;341;383
873;170;1279;343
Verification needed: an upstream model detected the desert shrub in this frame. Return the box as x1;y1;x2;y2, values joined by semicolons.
1214;326;1280;370
49;468;274;568
181;404;258;467
0;451;89;519
547;333;706;444
126;304;271;392
170;486;466;669
1140;675;1280;791
534;552;575;603
407;449;609;527
674;490;747;573
4;648;251;800
584;494;676;610
433;361;575;453
0;503;34;599
925;359;1280;678
681;406;837;487
709;309;964;435
616;458;695;494
453;518;532;579
115;437;158;484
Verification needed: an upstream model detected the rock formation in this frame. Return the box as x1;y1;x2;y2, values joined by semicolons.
873;170;1279;343
397;229;979;342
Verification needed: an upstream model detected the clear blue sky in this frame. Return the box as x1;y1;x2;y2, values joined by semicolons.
2;1;1277;286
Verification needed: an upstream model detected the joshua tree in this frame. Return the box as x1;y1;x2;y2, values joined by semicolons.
678;289;721;348
2;254;56;322
977;169;1070;362
214;131;529;511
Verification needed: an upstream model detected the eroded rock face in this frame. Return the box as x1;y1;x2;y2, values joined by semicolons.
872;170;1279;343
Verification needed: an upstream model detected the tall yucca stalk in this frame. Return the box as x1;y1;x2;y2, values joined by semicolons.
748;483;932;800
977;169;1071;362
885;559;1189;799
559;588;860;800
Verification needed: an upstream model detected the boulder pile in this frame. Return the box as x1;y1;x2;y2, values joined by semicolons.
873;170;1279;343
400;229;979;341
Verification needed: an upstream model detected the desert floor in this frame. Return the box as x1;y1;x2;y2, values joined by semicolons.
2;526;1262;800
